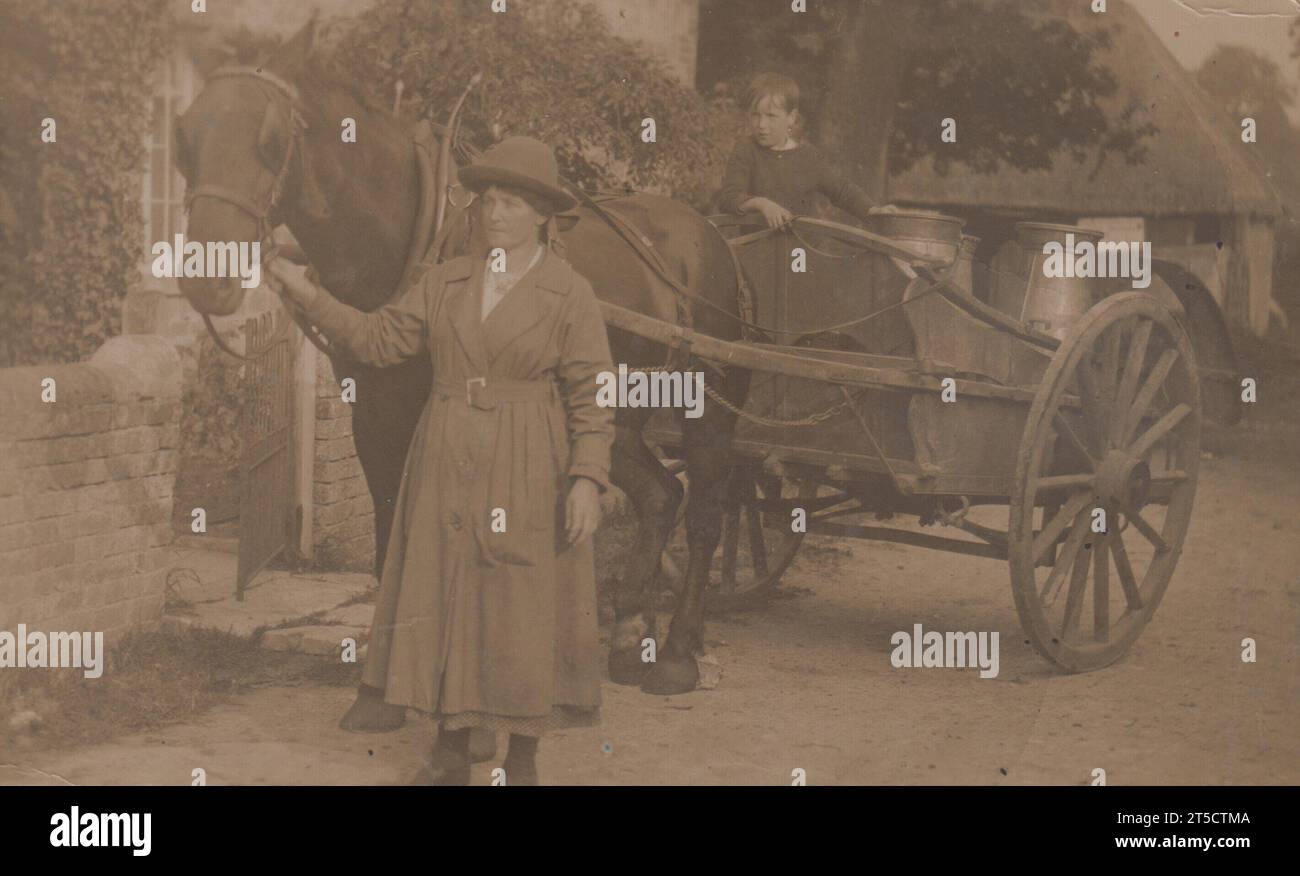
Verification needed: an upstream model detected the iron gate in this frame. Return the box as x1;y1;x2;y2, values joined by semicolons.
236;309;297;600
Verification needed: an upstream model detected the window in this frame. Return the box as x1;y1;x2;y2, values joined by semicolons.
141;46;198;280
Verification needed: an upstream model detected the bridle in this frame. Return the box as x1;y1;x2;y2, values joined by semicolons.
182;65;331;359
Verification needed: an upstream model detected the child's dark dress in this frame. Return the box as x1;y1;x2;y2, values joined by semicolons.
717;139;876;220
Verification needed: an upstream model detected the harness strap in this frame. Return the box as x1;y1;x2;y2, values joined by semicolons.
563;184;760;347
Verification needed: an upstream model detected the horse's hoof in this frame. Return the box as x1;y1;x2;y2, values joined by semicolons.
468;727;497;764
607;647;650;686
339;686;406;733
640;654;699;695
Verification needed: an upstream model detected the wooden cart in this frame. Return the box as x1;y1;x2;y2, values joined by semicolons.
598;214;1202;672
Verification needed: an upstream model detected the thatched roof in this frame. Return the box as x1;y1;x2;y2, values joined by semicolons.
885;0;1283;219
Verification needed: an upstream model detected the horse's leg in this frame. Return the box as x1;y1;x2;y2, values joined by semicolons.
641;381;744;696
607;411;684;685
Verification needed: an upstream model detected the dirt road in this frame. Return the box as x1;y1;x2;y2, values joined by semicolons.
9;418;1298;786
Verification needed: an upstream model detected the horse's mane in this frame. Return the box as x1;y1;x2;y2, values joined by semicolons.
297;54;396;121
223;25;403;130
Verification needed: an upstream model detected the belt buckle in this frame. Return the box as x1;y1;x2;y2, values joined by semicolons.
466;376;489;409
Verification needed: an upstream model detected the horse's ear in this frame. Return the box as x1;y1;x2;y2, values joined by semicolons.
278;13;318;70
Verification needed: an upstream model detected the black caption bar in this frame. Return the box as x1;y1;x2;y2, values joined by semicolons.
1;785;1290;862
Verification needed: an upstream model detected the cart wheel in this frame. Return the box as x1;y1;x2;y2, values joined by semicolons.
661;465;814;609
1009;293;1201;672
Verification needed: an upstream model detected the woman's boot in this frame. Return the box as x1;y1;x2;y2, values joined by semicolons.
501;734;539;786
338;684;406;732
409;726;471;785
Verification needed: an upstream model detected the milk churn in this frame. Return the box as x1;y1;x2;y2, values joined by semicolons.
859;210;965;355
1014;222;1105;340
949;234;980;297
862;209;964;270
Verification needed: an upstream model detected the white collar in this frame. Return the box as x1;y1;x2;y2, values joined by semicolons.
486;243;544;280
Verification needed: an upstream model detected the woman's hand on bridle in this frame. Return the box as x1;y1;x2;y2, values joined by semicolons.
564;477;602;545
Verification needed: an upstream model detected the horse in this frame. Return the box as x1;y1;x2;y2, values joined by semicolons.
175;19;750;712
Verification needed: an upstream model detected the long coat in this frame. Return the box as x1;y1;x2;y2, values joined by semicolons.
301;247;615;720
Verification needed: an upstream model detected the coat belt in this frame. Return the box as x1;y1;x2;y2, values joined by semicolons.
434;377;559;410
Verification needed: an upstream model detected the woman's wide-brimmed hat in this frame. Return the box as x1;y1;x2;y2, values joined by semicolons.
459;136;577;213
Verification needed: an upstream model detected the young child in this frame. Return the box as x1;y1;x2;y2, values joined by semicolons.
718;72;882;228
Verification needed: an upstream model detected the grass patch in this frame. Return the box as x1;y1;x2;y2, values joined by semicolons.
0;625;361;754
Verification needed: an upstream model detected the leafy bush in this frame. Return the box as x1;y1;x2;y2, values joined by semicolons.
0;0;169;367
330;0;739;210
181;336;244;464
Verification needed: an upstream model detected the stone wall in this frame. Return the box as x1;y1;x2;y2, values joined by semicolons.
126;278;378;575
311;351;374;572
0;335;182;647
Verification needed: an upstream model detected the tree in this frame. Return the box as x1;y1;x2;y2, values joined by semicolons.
328;0;736;209
1196;44;1300;211
698;0;1155;202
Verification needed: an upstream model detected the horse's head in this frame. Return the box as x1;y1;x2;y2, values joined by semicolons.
174;18;320;316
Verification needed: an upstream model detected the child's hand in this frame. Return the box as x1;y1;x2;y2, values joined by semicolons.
752;197;794;230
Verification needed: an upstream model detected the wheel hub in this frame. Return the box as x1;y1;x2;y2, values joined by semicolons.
1096;450;1151;509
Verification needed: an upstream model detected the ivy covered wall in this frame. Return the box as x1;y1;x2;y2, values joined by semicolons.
0;0;171;367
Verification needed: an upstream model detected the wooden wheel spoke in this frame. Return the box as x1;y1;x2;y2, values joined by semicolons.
1096;324;1122;450
1052;412;1098;471
1075;356;1108;456
1111;535;1142;610
1040;513;1090;602
1129;403;1191;460
720;505;741;589
1036;472;1096;492
1111;320;1152;447
1118;500;1169;552
1093;534;1110;642
746;503;769;577
1060;545;1091;639
702;475;813;602
1122;348;1178;447
760;492;845;517
1032;491;1094;565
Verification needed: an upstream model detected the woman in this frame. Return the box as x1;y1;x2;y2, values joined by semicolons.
270;137;615;786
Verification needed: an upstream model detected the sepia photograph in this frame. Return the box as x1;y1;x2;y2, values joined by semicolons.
1;0;1297;855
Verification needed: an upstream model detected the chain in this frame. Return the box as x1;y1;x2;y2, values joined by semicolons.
704;382;857;427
